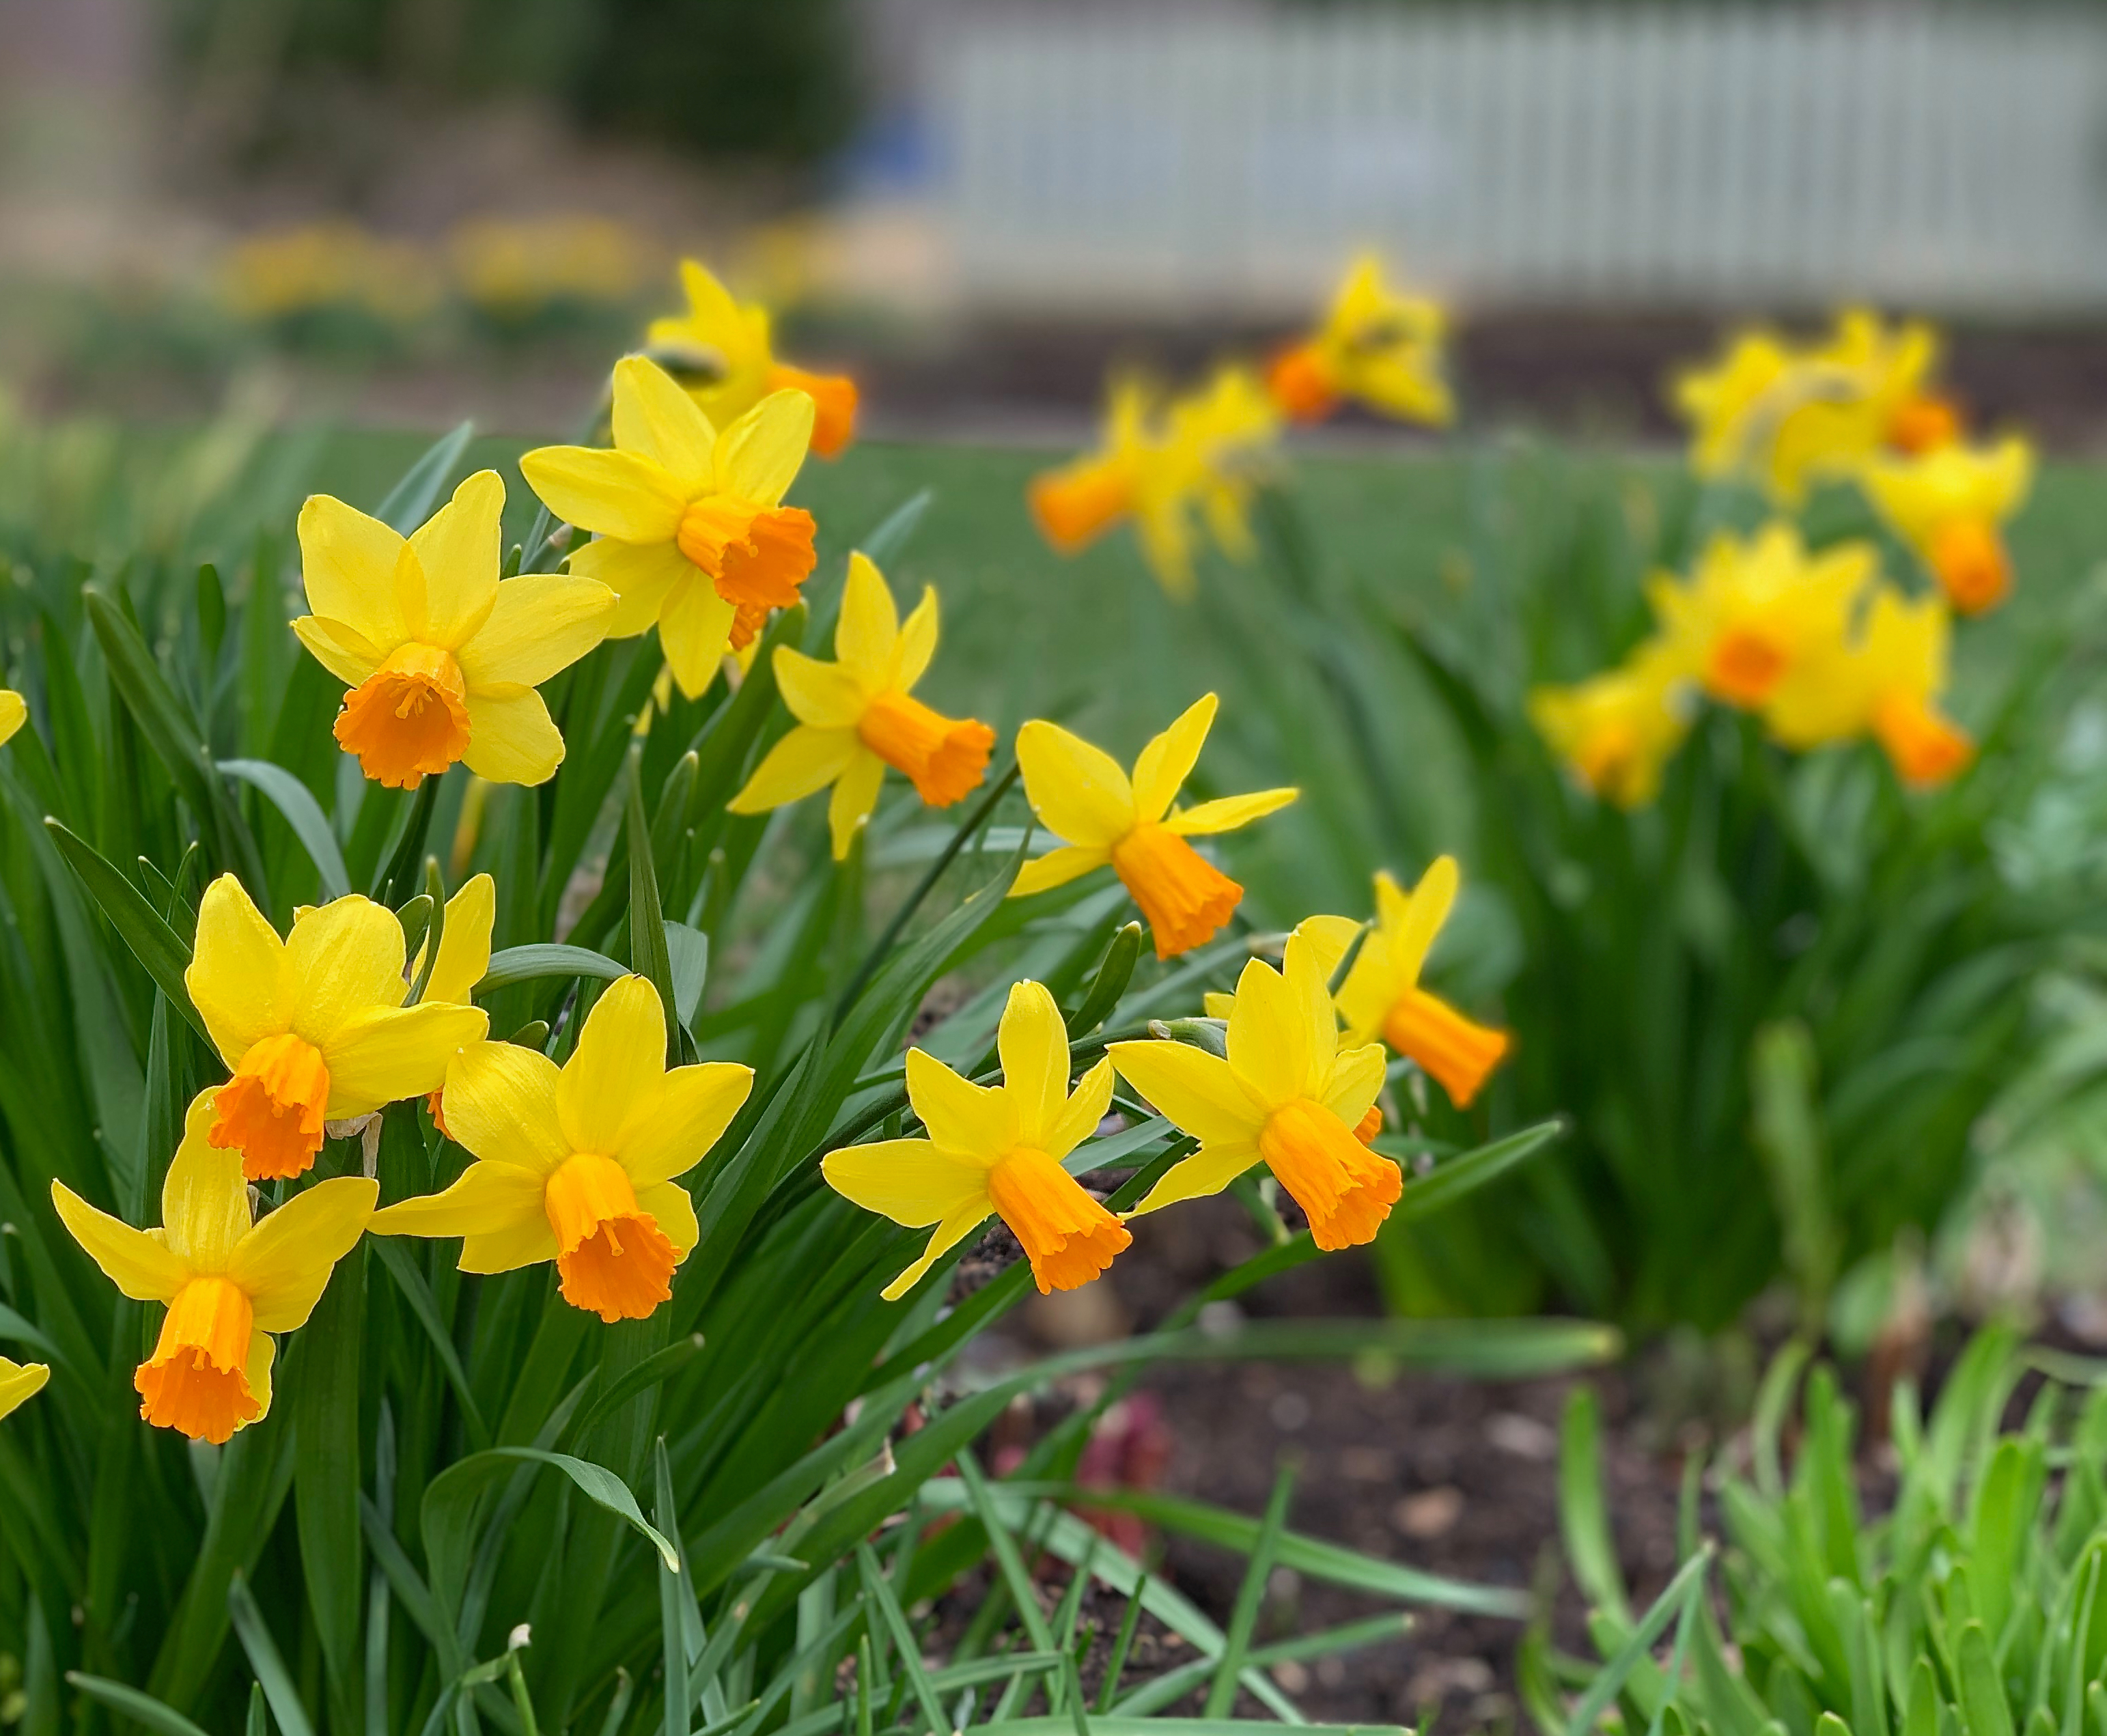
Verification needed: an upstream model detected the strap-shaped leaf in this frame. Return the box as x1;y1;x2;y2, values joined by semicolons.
376;421;473;533
44;819;212;1044
220;758;351;900
477;943;631;993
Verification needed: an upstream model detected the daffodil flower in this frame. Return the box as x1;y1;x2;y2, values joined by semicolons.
294;471;616;789
1109;932;1399;1250
369;976;752;1323
185;874;489;1181
1012;695;1295;959
1528;641;1691;809
51;1091;375;1444
1031;368;1279;599
0;690;25;748
1862;436;2033;615
0;1357;47;1423
1266;255;1452;427
823;981;1128;1298
413;873;497;1136
727;552;995;859
645;259;859;458
1332;858;1509;1110
520;357;820;698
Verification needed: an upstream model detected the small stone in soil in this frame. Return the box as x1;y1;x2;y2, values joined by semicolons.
1339;1445;1393;1481
1485;1411;1558;1460
1270;1390;1311;1431
1408;1656;1494;1705
1393;1485;1465;1538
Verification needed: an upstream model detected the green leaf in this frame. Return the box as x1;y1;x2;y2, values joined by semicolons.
1565;1548;1712;1736
64;1675;214;1736
1561;1386;1632;1623
221;759;352;900
1393;1118;1567;1222
376;422;473;532
291;1250;365;1736
227;1573;318;1736
477;944;631;993
1205;1459;1297;1716
44;818;212;1044
1955;1623;2015;1736
625;745;677;1055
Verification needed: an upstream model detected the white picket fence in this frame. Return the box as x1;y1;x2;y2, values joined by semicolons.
927;6;2107;311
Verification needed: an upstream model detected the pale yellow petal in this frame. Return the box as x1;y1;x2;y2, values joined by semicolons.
1044;1056;1116;1162
880;1203;992;1302
186;873;290;1066
637;1179;701;1263
728;724;859;815
50;1181;188;1302
835;552;899;678
1009;843;1111;900
611;354;717;494
0;1359;49;1420
713;389;814;505
826;748;887;860
1160;788;1299;837
1322;1043;1389;1130
1106;1040;1265;1145
292;615;385;687
370;1159;551;1250
1130;693;1217;824
231;1177;377;1332
824;1138;990;1227
906;1048;1007;1159
1015;720;1136;850
996;980;1071;1149
462;686;566;786
617;1062;755;1188
457;574;614;690
408;470;503;649
772;647;870;729
298;494;408;650
659;578;737;700
287;895;408;1043
567;537;695;639
160;1095;253;1272
441;1040;569;1174
1130;1140;1261;1218
421;873;496;1007
559;975;667;1154
518;445;686;544
322;1002;488;1117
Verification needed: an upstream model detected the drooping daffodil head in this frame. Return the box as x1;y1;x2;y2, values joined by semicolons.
369;975;753;1323
294;471;615;789
823;980;1128;1300
1011;694;1296;960
1109;931;1399;1251
51;1091;376;1443
1267;254;1453;428
727;552;995;859
1861;435;2033;616
184;874;488;1181
520;356;820;699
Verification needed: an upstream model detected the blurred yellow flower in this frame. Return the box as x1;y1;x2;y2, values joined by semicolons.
51;1091;374;1443
1674;309;1942;503
1648;525;1877;710
449;215;657;317
415;873;497;1137
1862;436;2033;615
0;690;25;748
728;552;994;859
294;472;615;789
221;222;441;324
371;976;751;1322
824;981;1127;1299
0;1357;47;1423
646;259;859;458
521;357;818;697
1013;695;1296;959
1267;255;1453;427
1111;931;1398;1249
1528;641;1691;808
185;874;488;1181
1031;367;1279;599
1333;857;1509;1110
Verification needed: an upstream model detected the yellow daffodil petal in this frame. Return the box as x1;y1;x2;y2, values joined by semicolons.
0;1358;48;1420
1294;914;1362;985
242;1330;276;1431
292;615;385;687
441;1041;568;1173
617;1062;755;1188
772;647;870;729
518;445;686;544
422;874;496;1007
1130;692;1217;823
1322;1042;1389;1129
457;574;615;690
826;748;887;860
370;1159;550;1248
298;493;409;650
1162;787;1299;837
1106;1039;1264;1145
1044;1055;1116;1162
1223;944;1334;1110
285;895;408;1040
186;874;290;1065
229;1176;378;1332
558;975;667;1155
729;725;861;814
1130;1140;1262;1218
0;691;25;748
823;1137;991;1226
459;1212;562;1275
1015;720;1136;850
713;389;815;506
407;470;504;649
836;552;899;680
1389;856;1458;985
880;1203;991;1302
322;1001;488;1117
461;686;566;785
996;980;1072;1149
660;579;738;700
894;587;939;692
906;1048;1009;1156
567;538;694;639
612;355;717;495
1010;843;1111;900
636;1180;701;1261
49;1180;188;1302
159;1100;253;1271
